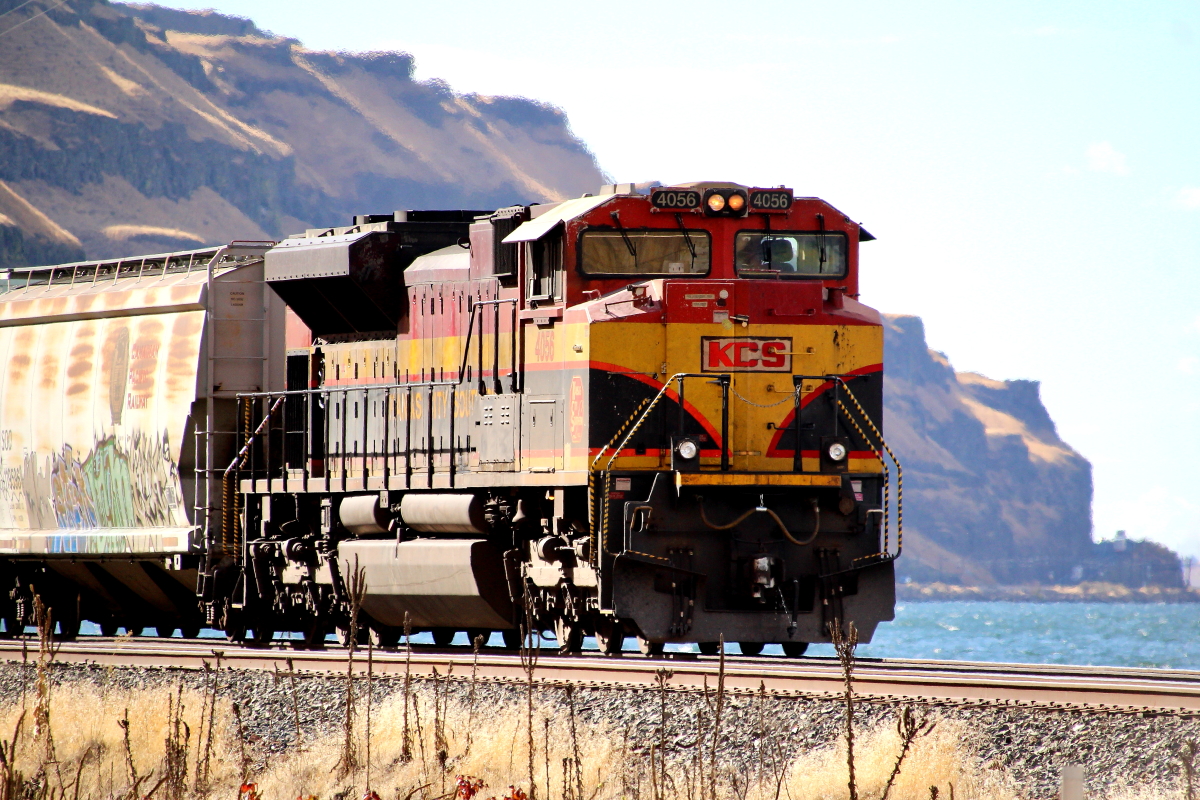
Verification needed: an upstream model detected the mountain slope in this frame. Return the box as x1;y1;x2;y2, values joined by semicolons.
883;315;1095;584
0;1;605;264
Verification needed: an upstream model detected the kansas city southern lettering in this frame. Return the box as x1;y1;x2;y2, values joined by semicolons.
700;337;793;372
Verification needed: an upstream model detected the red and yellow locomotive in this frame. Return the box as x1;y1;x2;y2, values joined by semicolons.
228;181;899;653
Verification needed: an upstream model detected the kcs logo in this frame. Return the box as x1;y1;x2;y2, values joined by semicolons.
700;337;792;372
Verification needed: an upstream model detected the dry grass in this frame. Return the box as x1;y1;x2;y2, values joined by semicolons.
0;681;238;799
0;674;1185;800
777;718;1017;800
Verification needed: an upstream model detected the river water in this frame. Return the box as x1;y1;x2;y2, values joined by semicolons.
103;600;1200;669
767;600;1200;669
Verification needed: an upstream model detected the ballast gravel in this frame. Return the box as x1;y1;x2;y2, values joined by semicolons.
0;653;1195;799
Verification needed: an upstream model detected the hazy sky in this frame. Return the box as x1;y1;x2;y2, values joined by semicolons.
141;1;1200;558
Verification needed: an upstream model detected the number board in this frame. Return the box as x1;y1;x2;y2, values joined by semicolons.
748;188;794;213
650;188;702;211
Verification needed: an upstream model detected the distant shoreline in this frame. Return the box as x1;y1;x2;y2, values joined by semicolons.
897;581;1200;603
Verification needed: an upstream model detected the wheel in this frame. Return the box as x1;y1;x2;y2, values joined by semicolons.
466;628;491;649
782;641;809;657
431;628;456;647
637;635;664;657
300;618;326;649
55;616;80;642
154;624;178;639
180;624;201;640
501;628;522;649
698;641;720;656
370;626;401;648
52;600;80;642
595;618;624;656
99;620;118;637
249;616;275;647
335;624;369;648
224;607;246;643
554;617;584;655
739;641;764;656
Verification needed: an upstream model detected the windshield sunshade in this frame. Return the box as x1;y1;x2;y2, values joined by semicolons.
580;229;711;276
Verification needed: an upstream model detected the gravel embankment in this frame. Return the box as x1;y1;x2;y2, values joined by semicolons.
1;658;1194;798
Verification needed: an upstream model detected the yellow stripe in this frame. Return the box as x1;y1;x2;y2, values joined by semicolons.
675;472;842;487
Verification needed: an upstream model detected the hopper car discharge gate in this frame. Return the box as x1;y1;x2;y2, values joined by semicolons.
0;185;901;655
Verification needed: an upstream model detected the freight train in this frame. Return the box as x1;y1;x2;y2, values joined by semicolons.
0;182;900;655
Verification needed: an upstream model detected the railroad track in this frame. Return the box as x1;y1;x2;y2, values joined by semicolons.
3;637;1198;716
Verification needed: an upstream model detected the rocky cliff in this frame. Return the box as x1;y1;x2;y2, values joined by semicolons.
0;1;605;265
883;315;1096;585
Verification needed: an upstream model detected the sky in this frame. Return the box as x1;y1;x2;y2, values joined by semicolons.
139;0;1200;559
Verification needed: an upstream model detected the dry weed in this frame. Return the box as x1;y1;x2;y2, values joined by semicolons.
778;718;1017;800
0;682;238;799
0;673;1188;800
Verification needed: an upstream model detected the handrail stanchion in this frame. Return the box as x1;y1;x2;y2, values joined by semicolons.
509;299;519;393
281;392;288;493
491;300;502;395
362;386;370;484
405;386;413;487
719;375;731;471
676;375;686;439
426;384;435;486
304;390;311;493
449;386;456;487
341;388;348;493
476;301;486;395
382;386;391;487
792;375;804;473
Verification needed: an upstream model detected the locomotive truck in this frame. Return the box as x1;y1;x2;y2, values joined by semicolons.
0;182;900;655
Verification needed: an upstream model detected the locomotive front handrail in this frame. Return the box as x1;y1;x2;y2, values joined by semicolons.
791;373;903;560
590;372;733;563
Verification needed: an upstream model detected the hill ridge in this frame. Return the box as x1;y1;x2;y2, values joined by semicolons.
0;0;604;265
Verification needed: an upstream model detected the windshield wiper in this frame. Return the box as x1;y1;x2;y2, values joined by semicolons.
817;212;826;272
610;211;637;259
674;213;697;264
764;212;773;269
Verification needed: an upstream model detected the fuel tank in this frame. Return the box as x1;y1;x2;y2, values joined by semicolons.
337;538;515;629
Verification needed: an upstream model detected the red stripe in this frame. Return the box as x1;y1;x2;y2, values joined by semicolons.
765;365;883;456
590;361;725;446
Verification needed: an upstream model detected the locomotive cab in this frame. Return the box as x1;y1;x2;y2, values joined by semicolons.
222;181;899;654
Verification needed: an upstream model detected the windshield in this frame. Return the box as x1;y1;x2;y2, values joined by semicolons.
734;232;847;278
579;229;711;276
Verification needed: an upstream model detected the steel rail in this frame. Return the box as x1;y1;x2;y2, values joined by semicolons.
2;639;1199;714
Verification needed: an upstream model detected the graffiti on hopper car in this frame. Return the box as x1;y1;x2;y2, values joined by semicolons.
1;431;183;534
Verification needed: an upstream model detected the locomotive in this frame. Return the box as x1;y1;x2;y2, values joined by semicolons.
0;181;900;655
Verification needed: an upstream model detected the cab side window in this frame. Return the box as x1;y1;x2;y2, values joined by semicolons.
528;233;562;301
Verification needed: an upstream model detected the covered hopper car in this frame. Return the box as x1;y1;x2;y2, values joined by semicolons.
0;182;900;654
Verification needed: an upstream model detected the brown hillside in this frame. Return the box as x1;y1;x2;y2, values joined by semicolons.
0;1;605;264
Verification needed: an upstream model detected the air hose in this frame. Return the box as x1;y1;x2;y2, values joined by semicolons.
697;496;820;546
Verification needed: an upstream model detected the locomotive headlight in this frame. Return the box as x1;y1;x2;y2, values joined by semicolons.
706;193;726;212
827;442;848;462
726;192;746;212
676;439;699;460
